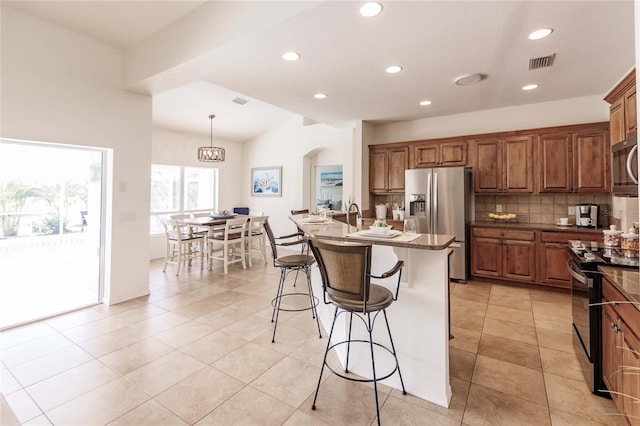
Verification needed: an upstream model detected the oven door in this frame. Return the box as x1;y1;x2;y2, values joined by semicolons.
569;259;592;359
568;259;609;396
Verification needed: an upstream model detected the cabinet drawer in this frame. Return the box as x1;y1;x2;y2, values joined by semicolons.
473;228;503;239
603;279;640;332
473;227;534;241
540;231;602;244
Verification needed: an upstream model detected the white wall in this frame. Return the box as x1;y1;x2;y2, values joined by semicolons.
1;7;152;305
370;95;609;145
242;117;355;237
149;127;244;259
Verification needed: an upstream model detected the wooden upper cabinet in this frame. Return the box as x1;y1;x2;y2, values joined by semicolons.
388;147;409;192
573;129;610;193
474;136;533;193
369;146;408;194
503;136;534;192
414;144;439;168
610;98;626;145
625;84;637;138
369;148;388;193
474;138;502;192
537;124;610;193
605;68;636;144
413;140;467;168
539;133;573;192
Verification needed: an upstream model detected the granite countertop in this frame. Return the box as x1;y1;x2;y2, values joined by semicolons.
598;266;640;309
473;221;605;234
290;215;454;250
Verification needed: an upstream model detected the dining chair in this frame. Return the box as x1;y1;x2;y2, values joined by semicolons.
207;217;247;274
189;212;214;236
263;219;321;343
246;215;269;267
162;219;206;276
307;238;406;426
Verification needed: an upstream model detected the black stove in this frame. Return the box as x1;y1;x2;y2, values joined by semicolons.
569;241;639;269
567;240;638;397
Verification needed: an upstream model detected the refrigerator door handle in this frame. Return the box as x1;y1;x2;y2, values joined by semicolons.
426;172;432;232
433;171;438;232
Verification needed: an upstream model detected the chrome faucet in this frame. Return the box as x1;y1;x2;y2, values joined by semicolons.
346;202;361;227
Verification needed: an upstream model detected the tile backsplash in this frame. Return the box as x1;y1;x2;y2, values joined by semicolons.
475;194;612;226
372;192;615;227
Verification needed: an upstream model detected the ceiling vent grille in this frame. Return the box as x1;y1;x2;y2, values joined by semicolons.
232;97;248;105
529;53;556;70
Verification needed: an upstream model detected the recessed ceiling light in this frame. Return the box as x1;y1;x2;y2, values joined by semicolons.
528;28;553;40
386;65;403;74
522;84;539;91
419;100;432;106
282;51;300;61
454;74;483;86
314;93;327;99
360;2;383;17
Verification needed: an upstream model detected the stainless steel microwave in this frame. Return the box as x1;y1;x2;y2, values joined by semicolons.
612;135;638;196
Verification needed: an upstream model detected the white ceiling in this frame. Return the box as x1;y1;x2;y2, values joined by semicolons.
4;1;636;142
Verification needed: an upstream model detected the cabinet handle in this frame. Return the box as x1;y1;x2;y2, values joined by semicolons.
610;321;615;329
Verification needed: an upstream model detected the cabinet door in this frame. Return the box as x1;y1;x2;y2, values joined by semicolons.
625;86;637;138
472;237;502;277
573;130;610;193
414;143;439;168
388;147;409;192
538;242;572;288
440;141;467;167
503;136;534;193
474;139;502;192
602;303;621;404
622;325;640;426
610;97;625;145
503;239;536;282
539;133;572;193
370;149;388;193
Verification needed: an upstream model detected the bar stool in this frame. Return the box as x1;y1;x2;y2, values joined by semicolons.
263;220;322;343
308;239;406;426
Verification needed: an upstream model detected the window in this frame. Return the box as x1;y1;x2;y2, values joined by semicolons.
150;165;218;234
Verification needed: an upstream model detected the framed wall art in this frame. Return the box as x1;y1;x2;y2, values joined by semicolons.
251;166;282;197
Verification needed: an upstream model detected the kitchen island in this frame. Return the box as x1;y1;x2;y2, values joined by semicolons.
290;214;455;407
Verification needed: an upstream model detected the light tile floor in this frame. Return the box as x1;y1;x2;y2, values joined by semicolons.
0;256;625;425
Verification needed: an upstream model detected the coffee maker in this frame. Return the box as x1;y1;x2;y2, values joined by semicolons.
575;204;599;228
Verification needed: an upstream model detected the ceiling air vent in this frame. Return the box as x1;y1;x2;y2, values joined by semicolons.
529;53;556;70
232;97;248;105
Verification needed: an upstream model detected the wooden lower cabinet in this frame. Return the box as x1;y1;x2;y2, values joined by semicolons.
472;227;602;288
621;323;640;426
471;227;535;282
472;236;502;277
602;303;621;403
538;231;602;288
602;277;640;426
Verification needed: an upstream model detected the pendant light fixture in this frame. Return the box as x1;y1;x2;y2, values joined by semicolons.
198;114;225;162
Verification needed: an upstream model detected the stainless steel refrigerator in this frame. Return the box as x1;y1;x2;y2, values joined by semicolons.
405;167;472;282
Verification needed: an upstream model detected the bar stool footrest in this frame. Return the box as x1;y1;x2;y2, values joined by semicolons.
324;339;400;383
271;292;319;312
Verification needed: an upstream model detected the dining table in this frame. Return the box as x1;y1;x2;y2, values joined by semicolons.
180;214;248;228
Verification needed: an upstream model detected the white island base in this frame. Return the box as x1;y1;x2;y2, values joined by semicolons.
310;243;452;408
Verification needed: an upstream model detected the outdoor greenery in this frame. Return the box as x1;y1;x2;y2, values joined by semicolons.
0;180;42;237
0;179;88;237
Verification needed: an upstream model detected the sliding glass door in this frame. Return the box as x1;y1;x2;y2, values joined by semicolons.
0;139;104;329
